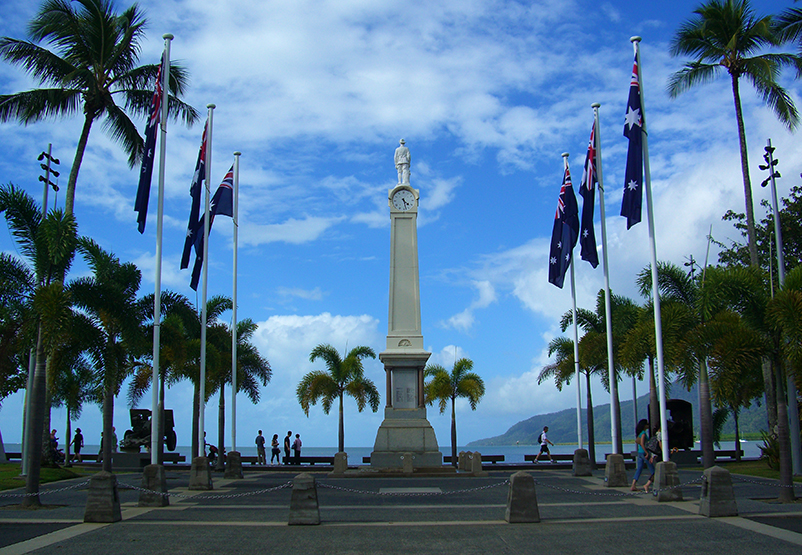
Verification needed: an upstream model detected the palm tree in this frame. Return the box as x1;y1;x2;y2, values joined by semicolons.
70;237;145;472
0;0;199;215
128;291;196;463
0;183;77;506
298;344;380;454
667;0;799;268
424;358;485;466
208;318;271;470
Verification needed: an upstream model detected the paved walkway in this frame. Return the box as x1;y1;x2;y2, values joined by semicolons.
1;467;801;554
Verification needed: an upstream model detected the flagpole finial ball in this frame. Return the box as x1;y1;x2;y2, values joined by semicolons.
163;33;174;40
207;103;216;109
561;152;569;159
591;102;600;109
630;36;642;43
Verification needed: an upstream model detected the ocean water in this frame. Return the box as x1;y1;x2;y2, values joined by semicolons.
4;440;763;463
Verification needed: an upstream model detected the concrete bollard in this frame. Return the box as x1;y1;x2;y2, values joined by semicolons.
699;466;738;517
572;448;592;476
458;451;469;471
288;473;320;525
505;471;540;523
138;464;169;507
84;471;122;523
654;461;682;502
332;452;348;474
604;454;629;487
402;452;415;474
224;451;243;479
471;451;488;477
188;456;213;490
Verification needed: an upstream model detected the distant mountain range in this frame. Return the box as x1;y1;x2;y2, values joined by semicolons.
468;381;768;446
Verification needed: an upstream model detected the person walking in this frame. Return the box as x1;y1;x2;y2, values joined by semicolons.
283;431;292;464
292;433;302;465
534;426;554;463
631;419;655;492
70;428;84;463
255;430;266;465
270;434;280;464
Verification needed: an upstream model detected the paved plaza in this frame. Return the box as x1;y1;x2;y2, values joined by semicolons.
1;467;801;554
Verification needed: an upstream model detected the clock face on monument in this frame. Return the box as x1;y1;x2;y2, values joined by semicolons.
392;188;415;211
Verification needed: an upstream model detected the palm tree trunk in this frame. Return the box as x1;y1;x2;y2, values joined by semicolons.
338;392;345;453
648;357;658;435
731;74;758;268
65;113;94;216
102;379;114;473
157;372;165;465
192;381;200;458
585;372;595;469
775;361;795;502
450;396;457;466
22;326;46;507
763;359;778;434
733;408;741;463
216;385;225;471
699;360;714;469
612;371;623;455
41;359;53;466
64;407;72;467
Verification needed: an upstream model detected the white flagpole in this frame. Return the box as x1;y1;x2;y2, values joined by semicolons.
563;152;583;450
151;34;172;465
231;151;241;454
632;36;669;463
199;104;215;458
592;102;619;454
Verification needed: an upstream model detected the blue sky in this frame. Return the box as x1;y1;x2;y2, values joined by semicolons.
1;0;800;450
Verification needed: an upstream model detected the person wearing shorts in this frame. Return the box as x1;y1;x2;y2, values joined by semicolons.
535;426;554;462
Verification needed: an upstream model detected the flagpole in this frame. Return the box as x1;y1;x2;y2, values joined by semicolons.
563;152;583;451
231;151;240;454
199;104;214;458
631;36;669;463
150;34;172;465
591;103;619;455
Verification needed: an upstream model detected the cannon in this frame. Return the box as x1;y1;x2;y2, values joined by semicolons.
120;408;177;452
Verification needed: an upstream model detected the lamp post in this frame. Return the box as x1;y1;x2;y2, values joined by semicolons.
760;138;801;476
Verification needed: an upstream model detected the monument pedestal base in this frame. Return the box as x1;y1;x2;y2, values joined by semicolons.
371;407;441;469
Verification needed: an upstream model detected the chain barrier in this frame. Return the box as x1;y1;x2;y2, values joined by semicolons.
317;479;510;497
731;476;802;490
0;480;91;498
116;480;293;500
532;474;705;498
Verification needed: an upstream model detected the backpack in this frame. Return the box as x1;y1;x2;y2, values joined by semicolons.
537;433;544;445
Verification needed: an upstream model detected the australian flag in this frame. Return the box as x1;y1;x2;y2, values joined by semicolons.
548;167;579;288
621;54;643;229
579;121;599;268
180;124;207;269
134;54;163;234
189;165;235;291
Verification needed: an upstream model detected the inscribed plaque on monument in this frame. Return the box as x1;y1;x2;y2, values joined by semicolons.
392;370;417;409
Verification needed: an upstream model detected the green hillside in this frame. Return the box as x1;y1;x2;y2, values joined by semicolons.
468;382;768;446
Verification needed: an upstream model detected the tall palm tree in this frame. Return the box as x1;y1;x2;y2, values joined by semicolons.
424;358;485;466
70;237;145;472
0;183;77;506
298;344;380;454
667;0;799;268
208;318;271;470
0;0;199;215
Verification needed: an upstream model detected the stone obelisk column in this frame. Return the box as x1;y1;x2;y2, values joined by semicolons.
371;140;441;469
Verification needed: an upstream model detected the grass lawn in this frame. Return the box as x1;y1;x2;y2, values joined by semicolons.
719;459;802;483
0;462;93;491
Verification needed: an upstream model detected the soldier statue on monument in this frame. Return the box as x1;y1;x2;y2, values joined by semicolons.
394;138;410;184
